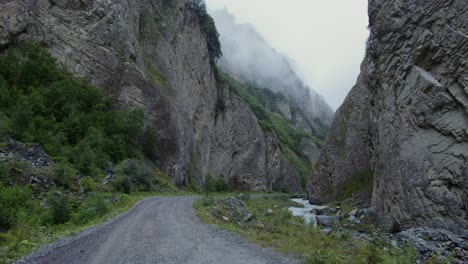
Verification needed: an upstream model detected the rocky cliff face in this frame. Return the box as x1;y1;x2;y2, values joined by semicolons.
209;85;301;193
0;0;302;192
309;0;467;233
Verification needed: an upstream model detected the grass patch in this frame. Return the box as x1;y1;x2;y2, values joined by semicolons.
145;60;175;98
0;191;197;263
0;192;143;263
194;195;418;264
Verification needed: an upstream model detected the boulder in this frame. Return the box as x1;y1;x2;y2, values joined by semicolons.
216;197;253;224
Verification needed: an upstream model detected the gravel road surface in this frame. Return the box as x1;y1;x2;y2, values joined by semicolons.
16;196;299;264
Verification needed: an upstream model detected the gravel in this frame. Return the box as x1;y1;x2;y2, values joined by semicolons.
15;196;299;264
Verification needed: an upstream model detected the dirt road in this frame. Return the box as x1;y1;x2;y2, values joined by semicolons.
17;196;298;264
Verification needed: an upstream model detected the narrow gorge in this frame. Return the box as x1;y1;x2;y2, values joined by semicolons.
0;0;466;263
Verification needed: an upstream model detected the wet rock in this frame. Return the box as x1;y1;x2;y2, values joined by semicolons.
316;215;340;228
348;209;363;218
321;228;333;235
313;207;331;215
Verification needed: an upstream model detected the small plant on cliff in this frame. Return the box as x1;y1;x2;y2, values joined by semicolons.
188;0;222;61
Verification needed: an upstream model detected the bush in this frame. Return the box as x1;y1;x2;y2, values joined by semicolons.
0;161;32;185
47;191;72;225
0;184;30;229
205;174;229;193
80;176;96;193
49;162;78;190
73;193;109;224
153;169;176;191
113;174;132;194
113;159;155;193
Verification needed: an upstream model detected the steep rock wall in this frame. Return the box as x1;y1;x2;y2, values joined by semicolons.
308;70;372;204
309;0;467;232
0;0;302;192
209;85;302;193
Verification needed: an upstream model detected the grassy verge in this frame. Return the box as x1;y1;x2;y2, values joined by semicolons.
0;191;196;263
194;195;418;264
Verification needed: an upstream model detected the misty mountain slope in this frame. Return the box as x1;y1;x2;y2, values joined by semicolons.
211;9;334;134
212;68;322;189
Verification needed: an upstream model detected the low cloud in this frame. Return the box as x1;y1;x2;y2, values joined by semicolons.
206;0;369;110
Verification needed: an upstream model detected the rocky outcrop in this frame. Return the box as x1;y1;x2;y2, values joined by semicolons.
209;85;302;193
0;0;303;192
388;228;468;263
309;0;467;233
298;138;321;165
308;72;372;204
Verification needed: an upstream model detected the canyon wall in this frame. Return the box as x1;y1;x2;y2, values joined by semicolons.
309;0;467;233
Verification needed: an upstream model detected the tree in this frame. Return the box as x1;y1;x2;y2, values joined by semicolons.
188;0;222;62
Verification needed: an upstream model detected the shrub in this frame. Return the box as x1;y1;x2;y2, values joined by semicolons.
80;176;96;193
113;174;132;194
153;169;176;191
205;174;229;193
114;159;154;192
47;191;72;225
49;162;78;190
73;193;109;224
0;184;30;229
0;161;32;185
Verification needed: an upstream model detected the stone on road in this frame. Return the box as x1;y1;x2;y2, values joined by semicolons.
17;197;298;264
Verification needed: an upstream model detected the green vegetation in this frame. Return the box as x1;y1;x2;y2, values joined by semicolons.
194;196;418;264
144;60;175;99
188;0;222;61
0;191;158;263
0;42;179;263
204;174;230;193
0;42;158;176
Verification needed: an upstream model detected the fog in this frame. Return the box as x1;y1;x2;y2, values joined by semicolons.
212;9;334;123
205;0;369;110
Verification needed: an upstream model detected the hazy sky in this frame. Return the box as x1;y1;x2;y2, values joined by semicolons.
205;0;369;110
